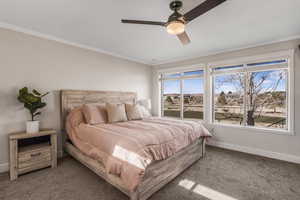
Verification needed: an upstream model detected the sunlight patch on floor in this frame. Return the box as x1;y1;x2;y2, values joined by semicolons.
193;184;238;200
178;179;196;190
178;179;238;200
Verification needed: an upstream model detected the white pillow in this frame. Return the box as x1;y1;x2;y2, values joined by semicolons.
138;105;152;118
125;104;143;120
137;99;152;118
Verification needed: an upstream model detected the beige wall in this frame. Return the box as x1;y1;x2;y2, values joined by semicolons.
0;28;152;170
153;39;300;162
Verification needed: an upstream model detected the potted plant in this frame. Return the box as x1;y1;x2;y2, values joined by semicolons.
17;87;49;134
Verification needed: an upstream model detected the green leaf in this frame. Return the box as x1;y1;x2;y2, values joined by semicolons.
33;89;41;96
17;96;26;103
41;92;49;97
19;87;28;95
24;93;40;103
33;112;41;116
24;103;34;112
32;102;46;110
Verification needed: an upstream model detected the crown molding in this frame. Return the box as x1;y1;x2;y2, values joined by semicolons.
0;22;150;65
1;22;299;67
152;35;300;66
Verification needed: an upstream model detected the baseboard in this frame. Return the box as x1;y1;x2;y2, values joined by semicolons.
207;140;300;164
0;163;9;173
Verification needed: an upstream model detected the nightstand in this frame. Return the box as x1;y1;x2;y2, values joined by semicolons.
9;129;57;180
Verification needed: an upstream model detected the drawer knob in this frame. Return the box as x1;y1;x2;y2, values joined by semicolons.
31;152;41;157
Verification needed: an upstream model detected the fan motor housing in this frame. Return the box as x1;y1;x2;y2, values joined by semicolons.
168;11;184;23
170;1;183;11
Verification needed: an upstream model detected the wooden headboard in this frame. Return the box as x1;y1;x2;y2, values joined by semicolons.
60;90;137;131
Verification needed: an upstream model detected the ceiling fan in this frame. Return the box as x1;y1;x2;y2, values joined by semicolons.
121;0;226;45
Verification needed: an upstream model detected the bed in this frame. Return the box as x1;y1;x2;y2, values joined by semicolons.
60;90;209;200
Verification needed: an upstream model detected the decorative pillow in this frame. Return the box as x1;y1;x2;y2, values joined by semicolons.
137;99;152;118
106;103;128;123
125;104;143;120
139;105;152;118
82;104;108;125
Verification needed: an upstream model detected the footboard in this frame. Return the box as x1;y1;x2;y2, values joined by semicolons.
132;138;205;200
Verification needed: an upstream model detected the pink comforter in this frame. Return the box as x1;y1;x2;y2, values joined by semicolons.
66;108;211;191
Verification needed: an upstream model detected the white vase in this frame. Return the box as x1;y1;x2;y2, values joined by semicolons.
26;121;40;134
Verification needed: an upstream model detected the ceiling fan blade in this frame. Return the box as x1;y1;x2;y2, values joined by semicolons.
184;0;226;23
121;20;165;26
177;31;191;45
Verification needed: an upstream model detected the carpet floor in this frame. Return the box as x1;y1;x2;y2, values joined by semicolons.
1;146;300;200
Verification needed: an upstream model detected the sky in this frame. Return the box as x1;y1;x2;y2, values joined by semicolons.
163;79;204;94
163;70;286;95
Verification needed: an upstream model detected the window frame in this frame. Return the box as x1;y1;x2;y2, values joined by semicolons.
211;70;246;126
157;50;294;135
208;50;294;135
159;65;206;121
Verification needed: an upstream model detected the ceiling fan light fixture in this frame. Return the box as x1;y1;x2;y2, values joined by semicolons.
166;20;185;35
121;0;227;45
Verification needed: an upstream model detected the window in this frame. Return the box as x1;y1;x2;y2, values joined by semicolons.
158;50;294;134
162;79;181;118
211;58;290;131
246;69;287;129
183;78;204;120
213;73;245;125
161;69;204;120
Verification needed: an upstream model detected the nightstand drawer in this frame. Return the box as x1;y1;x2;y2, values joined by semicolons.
18;152;51;168
18;143;51;165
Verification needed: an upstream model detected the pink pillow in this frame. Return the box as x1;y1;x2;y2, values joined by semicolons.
67;106;85;128
82;104;108;124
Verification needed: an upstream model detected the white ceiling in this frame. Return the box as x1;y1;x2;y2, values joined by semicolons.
0;0;299;65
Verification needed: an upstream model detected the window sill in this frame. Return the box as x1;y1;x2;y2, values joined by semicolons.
160;117;294;136
209;123;294;136
162;116;204;122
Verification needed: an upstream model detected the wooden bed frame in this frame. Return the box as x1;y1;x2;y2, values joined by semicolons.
60;90;206;200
